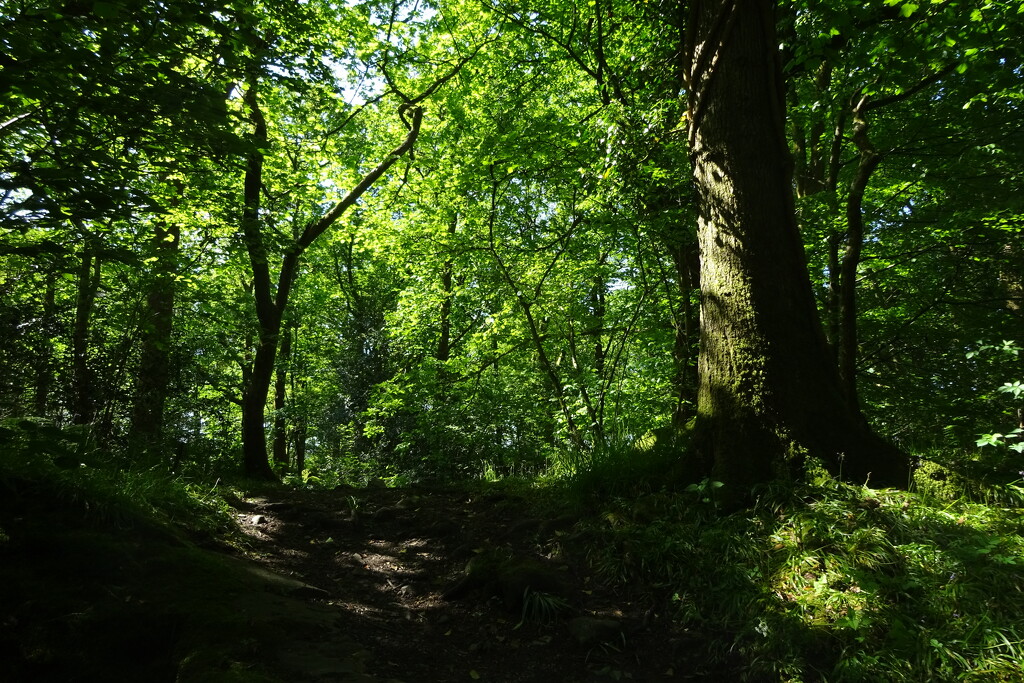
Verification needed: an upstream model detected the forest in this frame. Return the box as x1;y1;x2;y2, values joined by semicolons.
1;0;1023;680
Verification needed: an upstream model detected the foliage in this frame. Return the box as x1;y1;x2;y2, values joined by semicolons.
517;588;571;628
557;431;686;499
0;0;1021;590
2;0;1023;679
0;419;235;538
580;475;1024;681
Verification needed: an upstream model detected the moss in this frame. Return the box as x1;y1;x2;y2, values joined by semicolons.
912;459;969;501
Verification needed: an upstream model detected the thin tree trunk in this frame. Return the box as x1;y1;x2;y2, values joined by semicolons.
566;316;604;444
668;241;699;426
290;367;308;474
72;247;101;426
485;181;587;450
522;302;586;450
832;66;954;403
33;271;56;416
590;266;607;378
1002;241;1023;316
437;215;457;364
131;219;181;451
272;320;293;471
839;96;883;412
294;421;307;475
826;230;843;356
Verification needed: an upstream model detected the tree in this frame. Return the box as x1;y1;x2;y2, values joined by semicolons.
683;0;907;495
232;0;493;479
3;0;1018;489
1;0;246;452
237;78;423;480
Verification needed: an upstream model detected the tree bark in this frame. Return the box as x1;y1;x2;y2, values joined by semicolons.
71;247;101;426
839;96;882;412
272;320;293;471
239;76;280;481
668;240;699;426
33;271;56;417
684;0;906;495
130;219;181;452
436;215;457;364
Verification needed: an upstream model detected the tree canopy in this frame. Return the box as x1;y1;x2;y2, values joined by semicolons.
2;0;1022;490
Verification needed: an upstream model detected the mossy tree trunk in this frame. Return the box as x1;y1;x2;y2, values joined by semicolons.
131;213;181;454
683;0;906;494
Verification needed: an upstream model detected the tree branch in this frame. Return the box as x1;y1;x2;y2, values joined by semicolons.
298;106;423;250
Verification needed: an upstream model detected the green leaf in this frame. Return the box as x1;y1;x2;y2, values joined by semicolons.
901;3;919;17
92;1;120;18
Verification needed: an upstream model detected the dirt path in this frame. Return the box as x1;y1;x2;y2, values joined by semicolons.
230;484;702;682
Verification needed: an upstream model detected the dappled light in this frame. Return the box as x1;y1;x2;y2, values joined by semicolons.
2;0;1023;680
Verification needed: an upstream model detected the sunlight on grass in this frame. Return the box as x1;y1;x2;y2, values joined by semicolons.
580;470;1024;681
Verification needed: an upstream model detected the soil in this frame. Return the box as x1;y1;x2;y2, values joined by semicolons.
230;483;708;682
1;482;716;682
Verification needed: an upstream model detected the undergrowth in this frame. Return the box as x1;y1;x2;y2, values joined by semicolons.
574;450;1024;681
555;434;685;499
0;418;235;539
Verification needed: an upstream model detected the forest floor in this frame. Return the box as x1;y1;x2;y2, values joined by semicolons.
2;479;720;682
228;482;707;682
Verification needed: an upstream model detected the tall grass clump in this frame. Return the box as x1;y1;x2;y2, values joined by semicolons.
554;428;687;499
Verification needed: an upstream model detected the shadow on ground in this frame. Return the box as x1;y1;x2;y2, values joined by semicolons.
1;482;714;682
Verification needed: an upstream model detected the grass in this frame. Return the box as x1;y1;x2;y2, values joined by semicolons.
568;446;1024;681
0;418;236;540
5;417;1022;681
0;419;318;682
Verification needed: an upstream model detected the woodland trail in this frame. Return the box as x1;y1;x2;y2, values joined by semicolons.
230;484;707;682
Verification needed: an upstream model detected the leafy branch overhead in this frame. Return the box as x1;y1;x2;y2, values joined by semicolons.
0;0;1020;477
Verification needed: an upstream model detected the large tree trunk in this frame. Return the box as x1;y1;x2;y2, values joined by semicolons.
684;0;906;495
